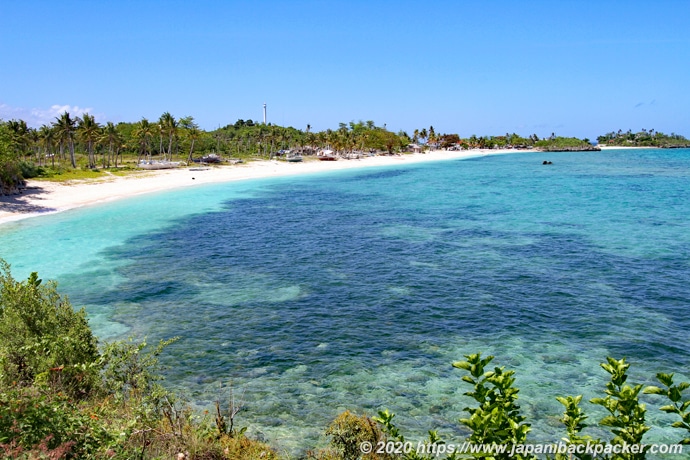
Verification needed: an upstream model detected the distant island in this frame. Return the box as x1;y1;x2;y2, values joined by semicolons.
597;129;690;148
533;136;600;152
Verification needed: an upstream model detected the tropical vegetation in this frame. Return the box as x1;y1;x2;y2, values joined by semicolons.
0;111;593;195
597;129;690;148
0;114;418;194
3;109;690;195
534;135;598;152
0;121;26;195
2;260;690;459
0;260;276;459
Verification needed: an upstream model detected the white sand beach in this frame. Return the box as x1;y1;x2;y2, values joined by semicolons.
0;149;531;226
597;145;656;150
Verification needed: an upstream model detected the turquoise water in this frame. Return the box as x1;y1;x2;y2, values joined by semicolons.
2;150;690;454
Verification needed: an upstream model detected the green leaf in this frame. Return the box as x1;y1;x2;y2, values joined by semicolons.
660;405;679;414
600;415;619;427
670;387;683;403
452;361;471;371
643;385;665;395
556;396;570;406
656;373;675;387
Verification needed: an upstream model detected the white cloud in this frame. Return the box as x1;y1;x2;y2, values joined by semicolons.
0;103;102;128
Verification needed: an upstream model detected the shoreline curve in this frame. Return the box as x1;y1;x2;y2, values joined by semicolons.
1;149;531;227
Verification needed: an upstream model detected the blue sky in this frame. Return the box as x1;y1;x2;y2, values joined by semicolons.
1;0;689;139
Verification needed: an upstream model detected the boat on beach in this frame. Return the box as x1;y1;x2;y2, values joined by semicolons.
317;149;337;161
192;153;221;164
285;153;303;162
138;160;184;170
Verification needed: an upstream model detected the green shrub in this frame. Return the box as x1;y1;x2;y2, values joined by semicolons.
325;410;388;460
100;336;178;403
0;387;114;458
0;160;24;195
453;353;535;460
18;161;44;179
0;260;100;397
377;355;689;460
644;373;690;444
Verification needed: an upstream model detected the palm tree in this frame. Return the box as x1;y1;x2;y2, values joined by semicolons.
345;130;356;153
179;116;200;163
428;126;436;147
6;119;30;159
265;126;278;158
78;113;101;168
39;125;56;167
316;131;327;151
134;118;153;162
329;129;347;154
101;122;122;168
54;112;77;168
28;128;41;164
159;112;178;161
157;123;164;158
306;131;317;154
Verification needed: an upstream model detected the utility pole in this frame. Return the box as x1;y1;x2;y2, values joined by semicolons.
263;103;267;125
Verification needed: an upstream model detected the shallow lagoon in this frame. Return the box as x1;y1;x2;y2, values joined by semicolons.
2;149;689;453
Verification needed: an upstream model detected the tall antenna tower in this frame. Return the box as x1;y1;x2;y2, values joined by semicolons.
263;103;267;124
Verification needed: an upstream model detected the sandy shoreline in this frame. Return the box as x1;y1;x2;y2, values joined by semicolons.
0;149;532;226
596;145;657;150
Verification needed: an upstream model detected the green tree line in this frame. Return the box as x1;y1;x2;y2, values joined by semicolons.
597;129;690;148
0;114;423;194
3;111;690;196
0;115;414;171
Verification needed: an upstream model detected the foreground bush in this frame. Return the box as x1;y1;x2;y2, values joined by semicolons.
0;261;276;459
0;387;113;457
0;261;100;397
363;354;690;460
310;410;391;460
